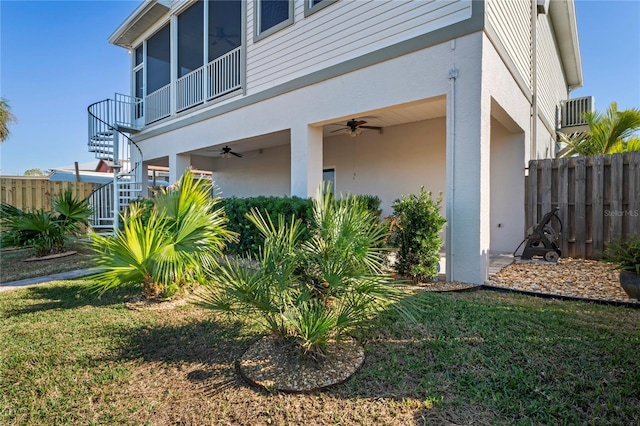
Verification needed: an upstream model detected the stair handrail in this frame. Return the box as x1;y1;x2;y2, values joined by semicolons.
86;97;144;227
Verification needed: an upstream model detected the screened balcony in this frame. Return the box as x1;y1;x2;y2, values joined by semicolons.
133;0;243;125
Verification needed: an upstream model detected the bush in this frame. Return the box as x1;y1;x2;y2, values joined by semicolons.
223;194;382;257
223;196;313;256
198;186;421;357
389;187;446;282
0;190;92;256
604;235;640;274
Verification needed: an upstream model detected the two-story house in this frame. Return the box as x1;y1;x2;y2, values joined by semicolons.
87;0;586;284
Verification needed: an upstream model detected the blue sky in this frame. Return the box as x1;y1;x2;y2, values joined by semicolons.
1;0;639;175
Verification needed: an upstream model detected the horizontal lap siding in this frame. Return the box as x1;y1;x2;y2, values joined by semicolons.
537;15;568;132
246;0;473;94
486;0;532;91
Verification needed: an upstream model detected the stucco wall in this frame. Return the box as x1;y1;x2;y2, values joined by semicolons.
324;118;447;218
490;117;525;253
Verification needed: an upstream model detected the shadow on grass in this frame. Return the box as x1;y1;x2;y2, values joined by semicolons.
3;280;139;317
115;315;259;395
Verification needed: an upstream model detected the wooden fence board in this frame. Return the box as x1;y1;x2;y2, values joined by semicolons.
526;153;638;260
609;155;623;241
0;177;94;212
558;157;569;255
591;155;605;257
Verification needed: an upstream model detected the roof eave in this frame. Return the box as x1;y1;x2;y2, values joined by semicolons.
108;0;171;49
549;0;584;90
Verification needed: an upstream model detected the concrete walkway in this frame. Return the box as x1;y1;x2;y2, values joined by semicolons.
0;269;99;293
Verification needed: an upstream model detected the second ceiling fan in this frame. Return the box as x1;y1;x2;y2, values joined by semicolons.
331;119;383;137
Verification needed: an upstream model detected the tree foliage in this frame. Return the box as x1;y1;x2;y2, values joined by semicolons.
0;98;16;143
557;102;640;157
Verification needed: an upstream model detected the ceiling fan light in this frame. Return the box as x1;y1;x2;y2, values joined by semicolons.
355;128;362;135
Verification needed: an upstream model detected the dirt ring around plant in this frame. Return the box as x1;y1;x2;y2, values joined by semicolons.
238;334;365;393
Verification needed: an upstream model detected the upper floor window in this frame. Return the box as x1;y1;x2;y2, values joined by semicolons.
254;0;293;41
304;0;337;17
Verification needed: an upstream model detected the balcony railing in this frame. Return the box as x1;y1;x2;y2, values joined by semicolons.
145;84;171;125
176;66;205;112
560;96;594;130
144;47;242;125
208;47;242;99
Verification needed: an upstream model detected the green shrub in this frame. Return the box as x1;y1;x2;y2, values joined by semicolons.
0;190;92;256
604;235;640;274
389;187;446;282
223;194;382;256
198;186;421;357
222;196;314;256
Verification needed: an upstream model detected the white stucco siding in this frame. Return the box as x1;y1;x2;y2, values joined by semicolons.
246;0;472;94
486;0;532;92
490;117;525;253
212;144;291;198
324;118;447;218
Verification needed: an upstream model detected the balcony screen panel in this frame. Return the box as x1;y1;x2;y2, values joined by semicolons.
135;69;143;99
209;0;241;61
260;0;289;33
178;1;204;78
146;25;170;94
134;45;143;67
312;0;323;5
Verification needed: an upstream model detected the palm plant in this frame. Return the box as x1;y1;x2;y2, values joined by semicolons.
0;98;16;143
198;185;420;358
91;170;236;299
557;102;640;157
0;190;91;256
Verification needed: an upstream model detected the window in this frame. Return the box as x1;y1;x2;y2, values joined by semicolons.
323;168;335;193
133;44;144;118
304;0;337;17
178;1;204;77
209;0;242;61
146;24;171;94
254;0;293;41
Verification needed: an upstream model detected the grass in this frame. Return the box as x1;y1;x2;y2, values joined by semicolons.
1;280;638;425
0;239;95;283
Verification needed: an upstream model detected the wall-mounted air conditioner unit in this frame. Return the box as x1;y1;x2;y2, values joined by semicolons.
537;0;550;14
558;96;594;133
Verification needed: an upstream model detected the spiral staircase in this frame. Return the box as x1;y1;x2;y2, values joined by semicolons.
87;94;144;233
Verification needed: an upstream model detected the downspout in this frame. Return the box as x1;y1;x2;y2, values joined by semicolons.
530;0;538;162
446;40;458;282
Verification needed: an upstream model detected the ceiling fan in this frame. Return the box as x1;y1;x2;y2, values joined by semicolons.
220;145;242;158
330;119;383;137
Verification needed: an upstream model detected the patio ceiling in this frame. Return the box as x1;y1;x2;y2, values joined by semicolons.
187;96;447;158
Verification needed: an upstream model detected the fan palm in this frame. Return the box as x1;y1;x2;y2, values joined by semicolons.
557;102;640;157
0;190;91;255
198;184;420;357
0;98;16;143
92;170;236;298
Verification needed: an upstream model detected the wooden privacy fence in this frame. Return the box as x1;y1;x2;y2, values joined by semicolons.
0;177;94;211
527;152;640;259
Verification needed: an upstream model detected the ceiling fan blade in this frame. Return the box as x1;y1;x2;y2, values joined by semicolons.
359;126;382;130
231;151;242;158
354;120;367;126
330;127;348;133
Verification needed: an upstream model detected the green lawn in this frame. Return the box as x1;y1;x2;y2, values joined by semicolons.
1;281;638;425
